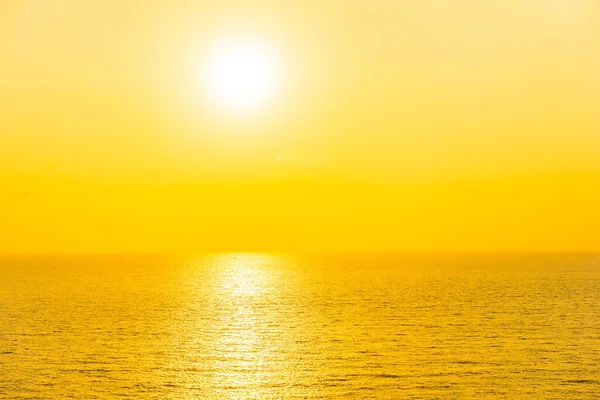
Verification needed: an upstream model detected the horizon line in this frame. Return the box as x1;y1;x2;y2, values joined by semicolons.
2;250;600;257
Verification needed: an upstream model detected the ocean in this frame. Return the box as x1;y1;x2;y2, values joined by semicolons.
1;253;598;399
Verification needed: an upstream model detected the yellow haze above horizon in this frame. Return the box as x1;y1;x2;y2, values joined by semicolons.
1;0;600;253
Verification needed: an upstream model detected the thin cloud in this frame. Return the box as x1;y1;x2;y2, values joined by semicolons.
275;154;327;167
6;190;36;199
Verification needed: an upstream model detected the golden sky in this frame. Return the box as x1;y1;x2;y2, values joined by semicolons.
1;0;600;253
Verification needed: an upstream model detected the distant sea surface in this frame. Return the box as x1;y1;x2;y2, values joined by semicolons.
1;253;599;399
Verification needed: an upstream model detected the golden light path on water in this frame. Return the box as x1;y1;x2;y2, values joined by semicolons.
0;253;599;398
211;255;275;399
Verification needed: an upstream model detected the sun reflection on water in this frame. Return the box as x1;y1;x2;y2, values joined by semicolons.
217;254;272;298
207;253;283;398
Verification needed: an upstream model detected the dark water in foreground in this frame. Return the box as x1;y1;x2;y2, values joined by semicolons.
1;253;599;399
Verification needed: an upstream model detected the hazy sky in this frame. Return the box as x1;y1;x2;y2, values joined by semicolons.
1;0;600;253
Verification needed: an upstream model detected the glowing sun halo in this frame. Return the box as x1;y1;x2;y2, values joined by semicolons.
204;38;280;114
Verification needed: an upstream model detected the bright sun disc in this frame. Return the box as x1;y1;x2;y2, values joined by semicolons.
204;38;280;114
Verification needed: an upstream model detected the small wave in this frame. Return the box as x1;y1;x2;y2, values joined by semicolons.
372;373;402;379
565;379;598;384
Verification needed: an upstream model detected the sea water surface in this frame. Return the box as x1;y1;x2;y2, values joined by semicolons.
0;253;599;399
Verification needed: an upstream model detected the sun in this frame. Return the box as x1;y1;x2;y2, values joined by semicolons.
204;37;281;115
